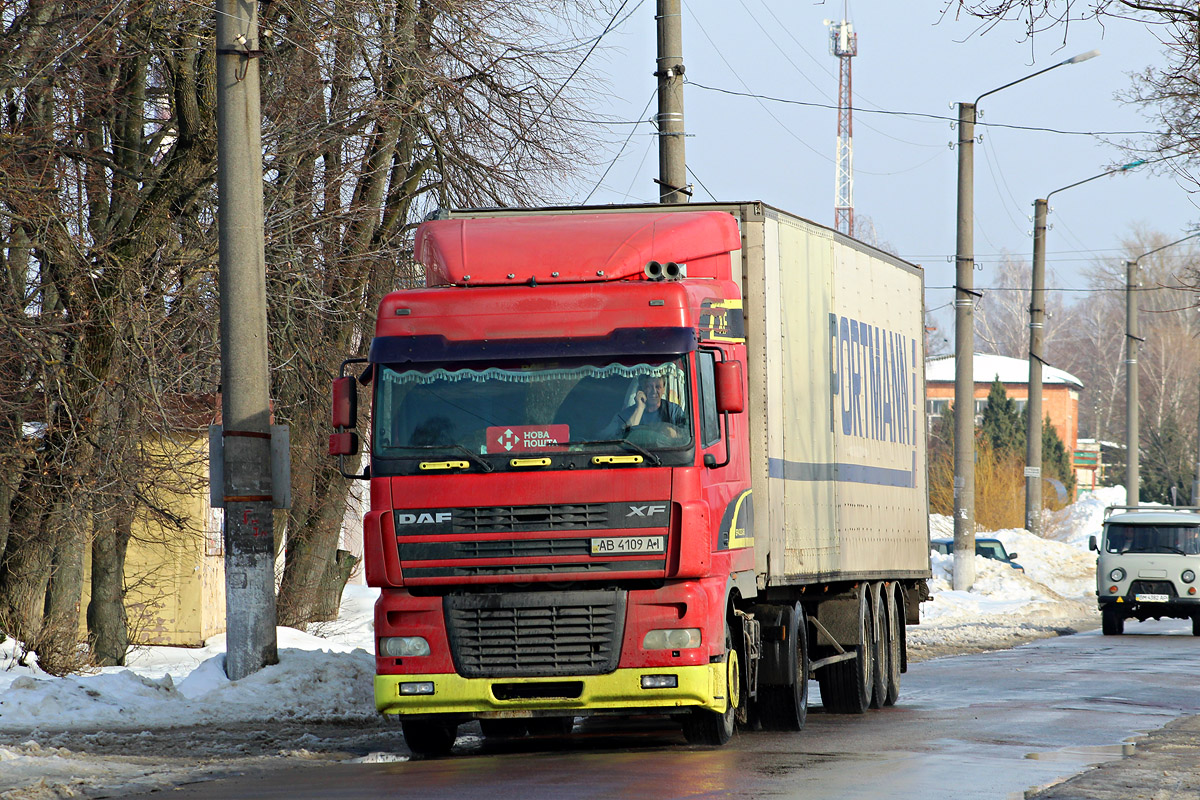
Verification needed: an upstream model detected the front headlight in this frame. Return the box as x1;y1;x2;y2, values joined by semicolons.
642;628;702;650
380;636;431;657
1109;568;1126;583
1183;570;1196;584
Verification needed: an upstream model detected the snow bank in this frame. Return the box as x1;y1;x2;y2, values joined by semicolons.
0;586;381;732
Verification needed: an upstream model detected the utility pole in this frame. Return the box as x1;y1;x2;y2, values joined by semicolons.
952;100;976;591
216;0;278;680
950;52;1097;583
1126;258;1140;508
1024;198;1047;534
655;0;688;204
1194;372;1200;505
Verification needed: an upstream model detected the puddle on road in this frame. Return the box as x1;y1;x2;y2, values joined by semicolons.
1025;741;1137;762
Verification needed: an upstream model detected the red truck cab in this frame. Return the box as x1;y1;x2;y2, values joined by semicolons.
331;210;755;752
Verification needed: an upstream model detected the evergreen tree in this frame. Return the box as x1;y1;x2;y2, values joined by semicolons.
1041;414;1077;501
979;378;1024;457
1142;411;1190;505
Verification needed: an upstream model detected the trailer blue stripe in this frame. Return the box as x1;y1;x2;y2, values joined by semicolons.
768;454;916;488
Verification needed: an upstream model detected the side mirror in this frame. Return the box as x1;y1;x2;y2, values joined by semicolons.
1088;535;1098;552
332;376;358;429
714;361;744;414
330;376;360;456
1007;551;1018;561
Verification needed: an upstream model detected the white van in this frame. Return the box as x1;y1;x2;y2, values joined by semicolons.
1089;506;1200;635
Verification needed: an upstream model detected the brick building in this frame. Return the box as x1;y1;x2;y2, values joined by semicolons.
925;353;1083;456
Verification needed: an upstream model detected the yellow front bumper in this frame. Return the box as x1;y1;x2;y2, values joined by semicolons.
376;663;726;717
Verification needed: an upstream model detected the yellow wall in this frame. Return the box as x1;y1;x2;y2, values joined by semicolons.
80;434;226;647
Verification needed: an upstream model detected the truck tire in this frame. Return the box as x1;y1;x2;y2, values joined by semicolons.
868;586;886;710
882;584;902;707
758;602;809;731
683;620;737;745
1101;605;1124;636
402;718;459;757
816;587;873;714
1193;616;1200;637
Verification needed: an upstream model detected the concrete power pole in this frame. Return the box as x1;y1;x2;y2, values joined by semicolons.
216;0;278;680
1024;198;1048;534
655;0;688;204
952;101;976;591
1126;259;1140;507
1195;372;1200;505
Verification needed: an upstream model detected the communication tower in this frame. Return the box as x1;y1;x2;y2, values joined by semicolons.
827;16;857;237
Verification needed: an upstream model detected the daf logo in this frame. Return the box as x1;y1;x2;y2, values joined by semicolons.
397;512;452;525
627;504;667;517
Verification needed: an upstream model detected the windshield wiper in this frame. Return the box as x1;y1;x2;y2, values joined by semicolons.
587;438;662;466
408;443;494;472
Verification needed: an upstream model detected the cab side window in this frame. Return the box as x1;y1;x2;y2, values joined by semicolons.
697;351;721;448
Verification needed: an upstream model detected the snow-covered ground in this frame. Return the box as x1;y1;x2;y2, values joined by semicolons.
0;489;1120;797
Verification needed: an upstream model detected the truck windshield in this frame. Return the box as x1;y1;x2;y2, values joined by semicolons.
372;356;694;469
1104;524;1200;555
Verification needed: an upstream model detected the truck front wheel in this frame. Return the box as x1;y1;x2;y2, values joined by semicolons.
1101;605;1124;636
682;620;738;745
402;718;459;757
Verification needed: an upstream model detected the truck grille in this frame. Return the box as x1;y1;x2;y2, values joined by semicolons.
1129;580;1177;598
456;503;609;532
392;502;668;536
399;539;592;561
444;589;626;678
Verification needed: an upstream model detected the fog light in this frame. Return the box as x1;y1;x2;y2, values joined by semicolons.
380;636;431;658
642;628;702;650
641;674;678;689
399;681;435;695
1183;570;1196;584
1109;568;1126;582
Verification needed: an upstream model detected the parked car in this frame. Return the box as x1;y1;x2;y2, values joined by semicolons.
930;537;1024;572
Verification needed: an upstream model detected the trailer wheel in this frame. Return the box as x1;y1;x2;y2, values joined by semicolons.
882;584;902;707
868;586;886;710
816;587;873;714
401;718;459;757
1101;605;1124;636
758;602;809;731
682;620;737;745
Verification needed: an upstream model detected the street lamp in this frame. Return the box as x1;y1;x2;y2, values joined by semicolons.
952;49;1099;590
1024;160;1143;536
1122;231;1200;507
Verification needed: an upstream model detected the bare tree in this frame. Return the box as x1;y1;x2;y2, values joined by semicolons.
974;254;1072;359
1;0;611;667
952;2;1200;187
259;0;608;626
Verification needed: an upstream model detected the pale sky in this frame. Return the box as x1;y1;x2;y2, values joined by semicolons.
575;2;1197;339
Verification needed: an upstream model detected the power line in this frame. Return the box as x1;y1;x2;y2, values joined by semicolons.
687;81;1165;137
499;0;643;166
581;90;657;203
927;285;1193;293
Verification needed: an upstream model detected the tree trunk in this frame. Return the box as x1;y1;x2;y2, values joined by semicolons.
88;502;133;666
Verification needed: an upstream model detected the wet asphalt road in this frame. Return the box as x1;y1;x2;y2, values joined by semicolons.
127;619;1200;800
